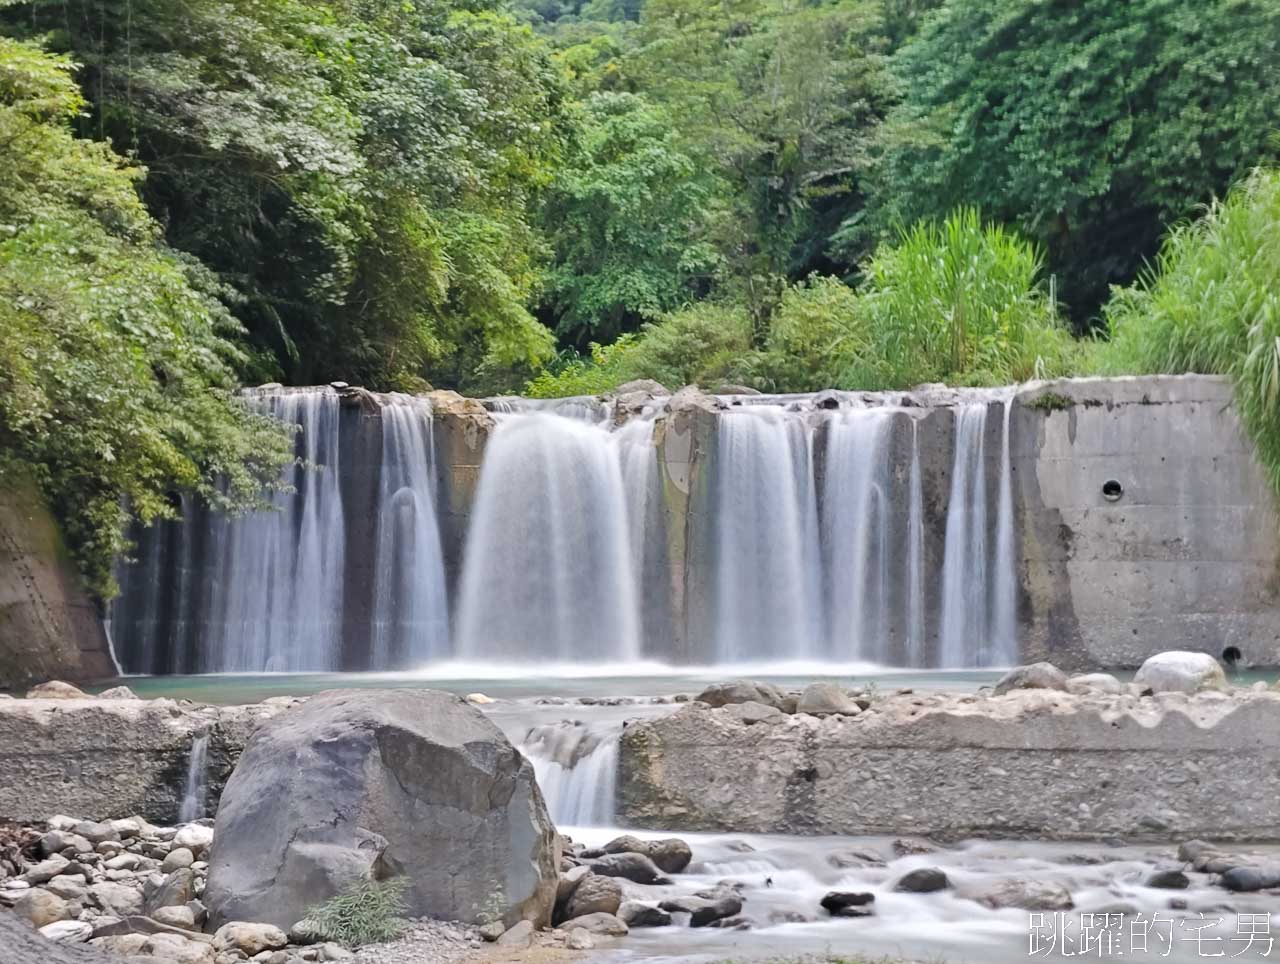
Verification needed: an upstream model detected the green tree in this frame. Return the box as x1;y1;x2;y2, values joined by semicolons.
863;0;1280;323
1;0;568;391
0;37;291;595
541;92;719;345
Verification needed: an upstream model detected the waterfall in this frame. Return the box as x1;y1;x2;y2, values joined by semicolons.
455;413;642;663
518;721;619;827
822;410;895;662
202;390;347;671
371;396;449;667
938;404;989;667
712;409;822;662
905;419;926;666
179;732;209;823
991;395;1019;664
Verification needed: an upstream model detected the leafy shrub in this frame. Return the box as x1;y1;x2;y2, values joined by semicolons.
746;276;871;393
1098;167;1280;491
0;38;291;596
303;876;410;948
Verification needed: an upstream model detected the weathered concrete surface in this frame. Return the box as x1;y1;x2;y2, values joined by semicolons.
0;475;114;689
620;688;1280;840
0;698;286;823
205;689;558;931
1014;375;1280;668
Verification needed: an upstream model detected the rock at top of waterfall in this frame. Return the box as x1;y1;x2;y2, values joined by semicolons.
667;385;725;415
203;689;557;932
1134;651;1227;694
992;662;1070;696
695;680;791;712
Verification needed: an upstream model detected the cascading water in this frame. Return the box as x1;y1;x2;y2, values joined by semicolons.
179;732;209;823
112;386;1021;673
822;409;896;662
938;401;1018;667
113;389;347;673
518;721;620;826
371;395;449;668
455;413;643;663
712;408;822;662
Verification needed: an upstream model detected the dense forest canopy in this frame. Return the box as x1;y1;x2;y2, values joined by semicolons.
1;0;1279;593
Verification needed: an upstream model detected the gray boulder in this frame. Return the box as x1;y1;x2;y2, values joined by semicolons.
1134;652;1226;693
618;901;671;927
696;680;790;712
959;878;1074;910
557;911;627;936
601;835;692;874
588;852;671;885
564;874;622;920
993;663;1069;696
795;683;860;716
894;867;950;893
1221;866;1280;892
204;689;557;931
1065;673;1123;695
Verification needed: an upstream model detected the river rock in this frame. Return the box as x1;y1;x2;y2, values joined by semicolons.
565;927;594;950
601;835;693;874
618;901;672;927
145;868;194;912
1066;673;1123;695
15;887;69;926
959;878;1074;910
723;700;785;724
45;876;88;902
993;663;1069;696
1145;868;1190;889
25;855;71;884
3;908;122;963
659;894;742;926
556;865;589;904
142;931;215;963
72;822;120;846
610;379;670;397
495;920;533;947
1134;652;1226;694
90;882;143;917
152;905;197;929
564;873;622;919
558;911;628;936
1220;866;1280;892
172;825;213;857
820;891;875;917
26;681;89;699
40;919;93;943
588;852;672;885
41;831;92;857
695;680;790;713
795;683;860;716
212;921;288;955
204;689;557;931
96;687;139;701
894;867;950;893
162;848;194;873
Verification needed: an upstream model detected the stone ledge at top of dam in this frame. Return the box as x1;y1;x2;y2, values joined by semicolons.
10;371;1278;684
618;685;1280;841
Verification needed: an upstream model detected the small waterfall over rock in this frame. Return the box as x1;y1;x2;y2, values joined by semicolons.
712;408;822;662
455;413;642;663
518;721;620;826
179;732;209;823
371;395;449;668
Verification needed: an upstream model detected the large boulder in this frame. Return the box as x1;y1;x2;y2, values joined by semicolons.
0;908;118;964
204;689;557;932
1134;652;1227;694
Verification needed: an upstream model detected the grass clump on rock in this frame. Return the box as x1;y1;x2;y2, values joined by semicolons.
303;876;410;948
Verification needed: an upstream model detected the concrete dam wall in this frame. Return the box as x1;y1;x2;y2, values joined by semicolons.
106;374;1280;673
